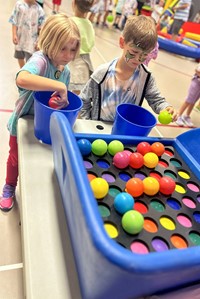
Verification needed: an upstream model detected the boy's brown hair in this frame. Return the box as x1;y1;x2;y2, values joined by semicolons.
74;0;94;13
123;15;157;53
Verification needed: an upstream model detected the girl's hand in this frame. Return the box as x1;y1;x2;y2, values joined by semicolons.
51;90;69;109
163;106;178;122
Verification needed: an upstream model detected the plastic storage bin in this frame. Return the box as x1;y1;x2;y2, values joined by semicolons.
34;90;82;144
50;112;200;299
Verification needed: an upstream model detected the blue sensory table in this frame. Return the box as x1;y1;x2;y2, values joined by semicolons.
50;112;200;299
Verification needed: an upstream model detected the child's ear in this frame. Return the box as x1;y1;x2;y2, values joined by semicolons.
119;36;125;49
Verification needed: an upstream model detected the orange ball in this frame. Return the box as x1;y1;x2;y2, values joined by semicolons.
151;142;165;157
143;177;160;196
87;173;96;182
125;178;144;197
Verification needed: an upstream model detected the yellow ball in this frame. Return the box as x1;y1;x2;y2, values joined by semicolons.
143;152;159;168
90;178;109;199
143;177;160;196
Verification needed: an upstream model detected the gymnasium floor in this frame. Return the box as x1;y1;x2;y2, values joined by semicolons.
0;0;199;298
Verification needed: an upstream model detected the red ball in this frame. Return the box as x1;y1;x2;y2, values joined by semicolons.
159;176;176;195
48;96;61;109
126;178;144;197
129;152;144;169
151;142;165;157
136;142;152;156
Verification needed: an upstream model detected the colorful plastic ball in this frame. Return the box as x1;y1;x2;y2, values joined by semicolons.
77;138;92;156
90;178;109;199
129;152;144;169
91;139;107;156
158;111;172;125
122;210;144;234
48;96;61;109
136;142;152;156
143;152;159;168
123;150;132;157
143;177;160;196
87;173;96;182
159;176;176;195
108;140;124;156
151;142;165;157
107;14;114;22
125;178;144;197
114;192;134;214
113;151;130;169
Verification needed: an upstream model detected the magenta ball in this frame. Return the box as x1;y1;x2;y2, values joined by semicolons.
113;151;130;169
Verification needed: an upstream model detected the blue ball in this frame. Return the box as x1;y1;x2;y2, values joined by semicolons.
77;138;92;156
114;192;134;215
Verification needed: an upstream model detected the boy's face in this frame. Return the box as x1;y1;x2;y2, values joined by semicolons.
120;37;150;68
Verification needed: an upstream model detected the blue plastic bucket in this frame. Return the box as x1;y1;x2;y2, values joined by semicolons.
34;90;83;144
111;103;157;136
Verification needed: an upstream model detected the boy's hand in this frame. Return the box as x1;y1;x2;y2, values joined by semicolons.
163;106;178;122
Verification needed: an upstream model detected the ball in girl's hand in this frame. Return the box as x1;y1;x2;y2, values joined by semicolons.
48;96;61;109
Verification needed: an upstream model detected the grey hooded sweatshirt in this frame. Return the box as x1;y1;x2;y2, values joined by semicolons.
80;59;170;121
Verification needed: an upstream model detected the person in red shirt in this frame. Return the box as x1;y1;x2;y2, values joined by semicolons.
52;0;62;14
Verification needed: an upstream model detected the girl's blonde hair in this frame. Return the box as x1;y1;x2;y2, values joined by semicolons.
123;15;157;53
38;14;80;60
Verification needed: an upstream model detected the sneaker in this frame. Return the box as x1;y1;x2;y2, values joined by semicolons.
182;115;194;127
0;184;15;212
176;116;184;126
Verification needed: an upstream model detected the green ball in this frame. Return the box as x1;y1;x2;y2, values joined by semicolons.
122;210;144;235
158;111;172;124
107;15;114;23
107;140;124;156
91;139;107;156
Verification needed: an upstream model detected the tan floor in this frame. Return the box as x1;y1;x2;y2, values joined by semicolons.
0;0;199;298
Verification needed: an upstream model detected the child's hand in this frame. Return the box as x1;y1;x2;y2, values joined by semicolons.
13;35;18;45
51;91;69;109
163;106;178;122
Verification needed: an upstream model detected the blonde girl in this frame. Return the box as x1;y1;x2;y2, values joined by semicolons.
0;14;80;211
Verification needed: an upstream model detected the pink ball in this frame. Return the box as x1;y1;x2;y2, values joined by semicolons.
113;151;130;169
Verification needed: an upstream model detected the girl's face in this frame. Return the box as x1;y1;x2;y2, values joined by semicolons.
52;39;78;67
120;37;150;69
